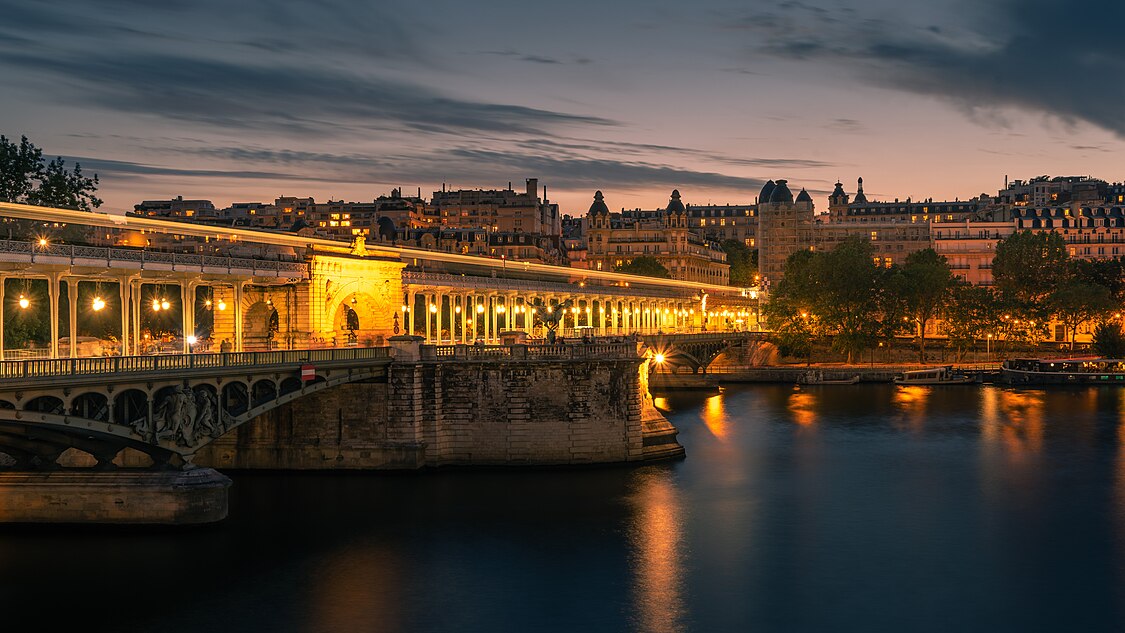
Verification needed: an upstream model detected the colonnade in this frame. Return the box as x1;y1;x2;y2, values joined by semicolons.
401;289;708;344
0;273;265;360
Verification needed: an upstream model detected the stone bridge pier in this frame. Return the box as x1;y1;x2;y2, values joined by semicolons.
0;338;684;524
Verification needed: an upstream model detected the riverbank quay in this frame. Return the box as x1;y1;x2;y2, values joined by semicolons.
650;363;1002;389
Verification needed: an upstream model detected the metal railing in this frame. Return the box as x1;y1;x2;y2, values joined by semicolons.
0;346;391;379
0;239;309;277
403;271;741;299
419;342;640;361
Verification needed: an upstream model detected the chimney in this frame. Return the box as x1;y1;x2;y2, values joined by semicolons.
526;178;538;200
543;185;548;201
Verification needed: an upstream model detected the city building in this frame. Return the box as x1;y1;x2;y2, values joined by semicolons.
430;178;560;236
586;190;730;285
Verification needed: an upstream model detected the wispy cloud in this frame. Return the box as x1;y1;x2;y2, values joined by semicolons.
727;0;1125;137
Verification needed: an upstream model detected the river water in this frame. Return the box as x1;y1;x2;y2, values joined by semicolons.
3;383;1125;632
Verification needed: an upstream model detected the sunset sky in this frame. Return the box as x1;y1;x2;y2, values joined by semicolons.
2;0;1122;216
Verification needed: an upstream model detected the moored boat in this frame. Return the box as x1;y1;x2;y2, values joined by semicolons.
798;370;861;385
893;365;977;385
1001;358;1125;385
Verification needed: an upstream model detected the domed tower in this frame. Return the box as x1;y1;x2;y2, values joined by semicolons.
665;189;687;228
853;177;868;204
758;179;815;286
828;181;849;222
769;179;794;204
757;180;776;205
588;190;610;229
587;190;612;260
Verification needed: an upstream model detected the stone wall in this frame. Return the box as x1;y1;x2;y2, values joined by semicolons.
196;356;682;470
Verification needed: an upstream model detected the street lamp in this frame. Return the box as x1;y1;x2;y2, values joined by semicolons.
986;333;992;361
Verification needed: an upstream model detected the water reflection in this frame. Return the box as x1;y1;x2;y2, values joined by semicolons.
892;386;930;432
701;394;728;439
308;545;402;633
787;389;816;427
629;467;685;633
981;388;1045;457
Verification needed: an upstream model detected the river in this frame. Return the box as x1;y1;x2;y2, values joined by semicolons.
2;383;1125;632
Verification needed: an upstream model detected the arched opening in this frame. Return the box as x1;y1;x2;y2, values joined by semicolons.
71;392;109;422
250;379;277;409
244;301;279;351
25;395;64;415
222;382;250;417
113;389;148;429
279;376;304;397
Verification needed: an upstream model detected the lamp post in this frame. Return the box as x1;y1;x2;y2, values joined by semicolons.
986;333;992;362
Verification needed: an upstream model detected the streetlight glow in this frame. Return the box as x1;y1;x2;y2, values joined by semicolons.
92;296;105;311
18;295;29;309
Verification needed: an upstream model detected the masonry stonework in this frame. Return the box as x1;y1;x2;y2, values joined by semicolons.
196;356;682;469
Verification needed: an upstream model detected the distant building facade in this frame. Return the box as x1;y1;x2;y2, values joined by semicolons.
586;190;729;285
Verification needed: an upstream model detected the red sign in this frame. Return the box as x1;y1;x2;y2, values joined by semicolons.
301;364;315;381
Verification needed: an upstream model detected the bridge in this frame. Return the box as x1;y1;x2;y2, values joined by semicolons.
640;331;766;373
0;201;761;523
0;201;761;358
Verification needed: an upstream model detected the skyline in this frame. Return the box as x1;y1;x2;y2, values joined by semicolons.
2;0;1124;215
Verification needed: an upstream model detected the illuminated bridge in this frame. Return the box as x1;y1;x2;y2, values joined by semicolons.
0;202;760;357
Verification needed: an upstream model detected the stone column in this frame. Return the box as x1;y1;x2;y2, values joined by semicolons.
0;275;5;361
131;279;142;355
234;283;245;352
407;290;415;338
119;277;129;356
49;275;60;359
66;278;78;358
181;282;191;354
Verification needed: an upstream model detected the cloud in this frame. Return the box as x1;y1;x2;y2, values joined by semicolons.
480;50;593;65
732;0;1125;137
0;50;616;138
63;156;348;183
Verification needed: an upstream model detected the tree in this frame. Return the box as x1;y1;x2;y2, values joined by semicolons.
902;248;954;360
763;249;820;363
817;237;880;363
765;238;880;364
992;230;1068;321
1050;281;1115;350
28;156;102;211
0;135;43;204
943;283;999;361
0;134;102;242
720;239;757;286
614;256;670;279
874;264;911;348
1093;321;1125;358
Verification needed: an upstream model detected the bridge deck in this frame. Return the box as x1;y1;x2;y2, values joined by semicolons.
0;347;391;385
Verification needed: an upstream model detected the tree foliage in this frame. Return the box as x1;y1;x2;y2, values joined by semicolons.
0;135;102;243
764;237;881;363
944;283;1000;360
720;239;757;287
1093;322;1125;359
614;255;670;279
902;248;954;360
1050;281;1115;350
992;231;1068;317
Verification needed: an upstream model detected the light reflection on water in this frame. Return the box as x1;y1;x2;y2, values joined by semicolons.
628;468;685;633
2;384;1125;632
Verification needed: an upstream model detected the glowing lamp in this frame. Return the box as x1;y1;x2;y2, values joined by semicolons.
18;295;29;309
92;296;106;311
654;353;666;364
186;335;198;345
161;299;170;311
152;299;161;311
429;304;437;313
217;300;227;311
